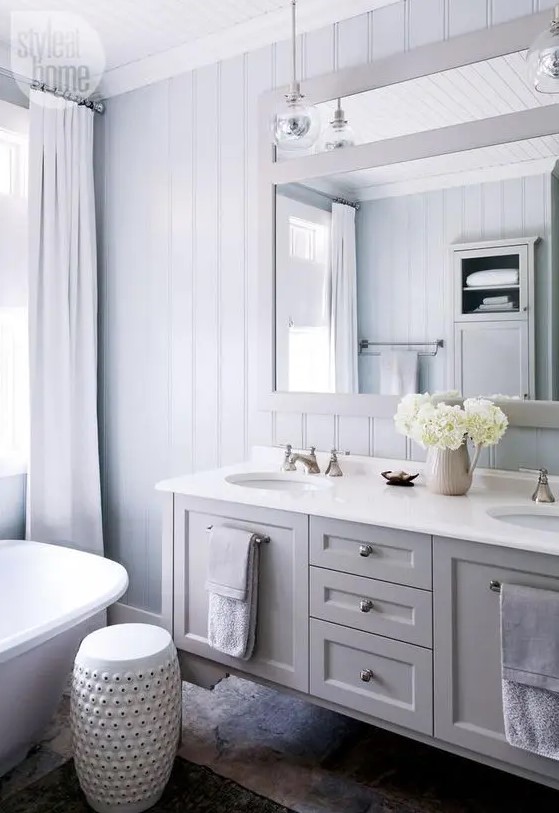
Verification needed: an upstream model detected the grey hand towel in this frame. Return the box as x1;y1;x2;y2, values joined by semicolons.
501;583;559;760
205;526;255;601
206;527;260;661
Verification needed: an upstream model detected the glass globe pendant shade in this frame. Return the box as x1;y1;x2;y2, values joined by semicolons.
272;84;321;151
323;101;355;151
527;7;559;93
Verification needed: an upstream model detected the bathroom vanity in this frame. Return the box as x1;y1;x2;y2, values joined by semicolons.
158;451;559;790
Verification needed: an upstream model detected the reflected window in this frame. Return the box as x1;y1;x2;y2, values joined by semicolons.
288;325;331;393
289;216;328;264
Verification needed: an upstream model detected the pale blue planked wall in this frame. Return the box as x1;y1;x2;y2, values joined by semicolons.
96;0;559;613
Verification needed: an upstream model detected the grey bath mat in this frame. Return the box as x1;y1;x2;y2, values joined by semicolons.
0;757;296;813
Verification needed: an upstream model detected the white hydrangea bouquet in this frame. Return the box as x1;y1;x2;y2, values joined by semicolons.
394;394;508;495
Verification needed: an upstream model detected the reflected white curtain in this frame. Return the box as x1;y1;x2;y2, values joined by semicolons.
330;202;358;393
27;89;103;554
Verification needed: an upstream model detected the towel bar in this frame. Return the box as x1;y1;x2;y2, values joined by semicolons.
490;580;501;593
206;525;270;544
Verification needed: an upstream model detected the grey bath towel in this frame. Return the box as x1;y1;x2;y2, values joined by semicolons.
501;583;559;760
206;527;260;661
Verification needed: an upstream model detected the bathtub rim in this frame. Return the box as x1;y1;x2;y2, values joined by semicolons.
0;539;128;665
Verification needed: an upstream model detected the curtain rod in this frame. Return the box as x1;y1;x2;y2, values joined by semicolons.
333;196;360;210
0;66;105;114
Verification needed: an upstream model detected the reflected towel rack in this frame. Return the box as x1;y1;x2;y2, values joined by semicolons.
206;525;270;544
358;339;444;357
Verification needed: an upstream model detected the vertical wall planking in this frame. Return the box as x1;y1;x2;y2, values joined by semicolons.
169;72;195;477
193;66;220;472
246;46;274;450
408;0;446;48
219;55;248;466
448;0;488;36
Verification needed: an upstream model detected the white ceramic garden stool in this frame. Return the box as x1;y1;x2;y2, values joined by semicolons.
71;623;181;813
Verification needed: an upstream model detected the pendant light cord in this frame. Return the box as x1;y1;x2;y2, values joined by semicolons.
290;0;299;96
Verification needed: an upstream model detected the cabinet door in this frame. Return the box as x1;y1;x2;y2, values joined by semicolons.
454;321;530;399
434;537;559;781
173;496;309;692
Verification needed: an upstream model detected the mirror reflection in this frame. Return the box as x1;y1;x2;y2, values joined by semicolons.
278;51;558;159
275;135;559;399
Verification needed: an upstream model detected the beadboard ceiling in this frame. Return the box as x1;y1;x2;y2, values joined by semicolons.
319;52;554;146
0;0;398;97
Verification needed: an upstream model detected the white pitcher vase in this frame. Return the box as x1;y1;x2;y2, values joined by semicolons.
425;442;481;496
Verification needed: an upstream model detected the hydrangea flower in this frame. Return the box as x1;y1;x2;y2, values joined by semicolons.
463;398;509;447
394;393;508;451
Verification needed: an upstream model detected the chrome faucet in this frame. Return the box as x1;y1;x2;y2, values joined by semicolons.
532;469;556;504
325;449;343;477
280;444;296;472
290;446;320;474
520;467;556;503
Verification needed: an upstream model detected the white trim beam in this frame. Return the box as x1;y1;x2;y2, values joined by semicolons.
270;105;559;186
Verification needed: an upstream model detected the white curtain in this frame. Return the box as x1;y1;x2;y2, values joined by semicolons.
330;202;358;393
27;89;103;554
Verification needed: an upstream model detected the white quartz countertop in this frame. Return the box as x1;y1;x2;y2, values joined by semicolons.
156;447;559;557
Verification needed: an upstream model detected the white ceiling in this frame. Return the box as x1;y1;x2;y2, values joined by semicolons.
0;0;398;97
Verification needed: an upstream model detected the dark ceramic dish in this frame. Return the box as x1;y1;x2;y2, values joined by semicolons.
381;470;420;487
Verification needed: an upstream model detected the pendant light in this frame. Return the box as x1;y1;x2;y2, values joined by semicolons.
271;0;321;151
527;4;559;93
323;98;355;150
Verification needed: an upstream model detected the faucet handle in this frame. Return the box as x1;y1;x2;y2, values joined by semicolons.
325;448;344;477
519;467;556;503
280;443;296;472
308;446;317;456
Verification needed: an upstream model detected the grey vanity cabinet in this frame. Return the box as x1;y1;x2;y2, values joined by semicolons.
173;496;309;692
433;537;559;782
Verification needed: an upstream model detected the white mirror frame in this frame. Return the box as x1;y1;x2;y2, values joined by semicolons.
258;9;559;429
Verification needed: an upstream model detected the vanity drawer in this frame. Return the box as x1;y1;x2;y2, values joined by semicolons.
310;517;432;589
310;619;433;735
310;567;432;648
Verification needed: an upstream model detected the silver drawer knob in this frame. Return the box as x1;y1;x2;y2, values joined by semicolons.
360;599;374;613
359;544;373;557
360;669;374;682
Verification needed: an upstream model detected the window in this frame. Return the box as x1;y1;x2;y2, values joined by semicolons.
0;129;27;197
0;104;29;459
0;308;28;455
288;326;331;393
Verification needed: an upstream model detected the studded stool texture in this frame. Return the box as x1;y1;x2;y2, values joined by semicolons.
71;623;181;813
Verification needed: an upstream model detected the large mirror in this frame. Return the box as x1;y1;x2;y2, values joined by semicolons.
273;51;559;402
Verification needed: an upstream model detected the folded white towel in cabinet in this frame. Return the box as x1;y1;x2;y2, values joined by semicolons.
482;295;511;306
466;269;519;287
206;526;260;660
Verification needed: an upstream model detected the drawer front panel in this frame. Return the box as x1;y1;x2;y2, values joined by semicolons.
310;517;432;589
310;567;432;648
310;619;433;734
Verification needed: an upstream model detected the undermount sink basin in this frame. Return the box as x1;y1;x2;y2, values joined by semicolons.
487;506;559;534
225;472;333;493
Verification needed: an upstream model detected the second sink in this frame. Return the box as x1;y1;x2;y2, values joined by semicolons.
487;506;559;534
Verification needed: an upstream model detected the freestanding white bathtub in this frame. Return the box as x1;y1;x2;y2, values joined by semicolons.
0;539;128;776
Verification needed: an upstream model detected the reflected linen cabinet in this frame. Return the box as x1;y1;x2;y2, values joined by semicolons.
451;237;537;400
